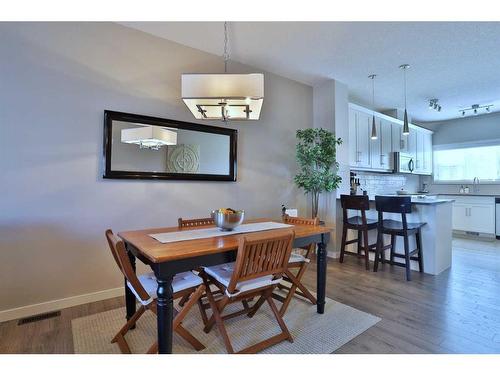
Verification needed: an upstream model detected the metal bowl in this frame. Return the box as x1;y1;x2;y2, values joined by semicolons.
211;210;245;231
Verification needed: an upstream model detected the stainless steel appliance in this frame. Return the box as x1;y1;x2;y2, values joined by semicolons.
394;152;415;174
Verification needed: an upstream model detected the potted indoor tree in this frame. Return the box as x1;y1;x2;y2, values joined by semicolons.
294;128;342;219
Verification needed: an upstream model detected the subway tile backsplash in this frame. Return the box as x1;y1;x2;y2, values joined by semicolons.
353;171;420;196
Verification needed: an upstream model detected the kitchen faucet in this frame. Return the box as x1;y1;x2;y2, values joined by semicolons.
473;177;480;193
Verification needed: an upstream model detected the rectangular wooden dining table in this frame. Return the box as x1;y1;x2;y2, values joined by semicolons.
118;218;332;354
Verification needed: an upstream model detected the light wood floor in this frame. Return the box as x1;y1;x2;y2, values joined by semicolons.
1;238;499;354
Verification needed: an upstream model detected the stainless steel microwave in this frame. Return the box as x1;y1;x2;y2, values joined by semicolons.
394;152;415;174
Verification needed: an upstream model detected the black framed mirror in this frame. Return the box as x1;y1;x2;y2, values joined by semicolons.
103;110;237;181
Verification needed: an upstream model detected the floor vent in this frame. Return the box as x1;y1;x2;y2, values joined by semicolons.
17;311;61;325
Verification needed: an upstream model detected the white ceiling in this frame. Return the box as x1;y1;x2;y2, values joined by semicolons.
121;22;500;123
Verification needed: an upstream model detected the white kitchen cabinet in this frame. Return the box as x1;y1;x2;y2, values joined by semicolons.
468;204;496;234
391;122;409;153
356;111;371;168
415;130;425;173
444;195;495;236
407;129;417;161
452;203;469;231
380;119;393;170
414;129;433;175
349;109;371;168
422;131;433;175
369;117;392;171
348;108;358;167
348;103;433;174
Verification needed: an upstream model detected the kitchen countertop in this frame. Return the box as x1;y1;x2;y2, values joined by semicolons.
336;194;454;205
436;193;500;198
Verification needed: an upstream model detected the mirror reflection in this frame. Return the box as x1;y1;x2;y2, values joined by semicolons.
103;111;237;181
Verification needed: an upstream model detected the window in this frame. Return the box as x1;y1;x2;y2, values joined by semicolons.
433;141;500;182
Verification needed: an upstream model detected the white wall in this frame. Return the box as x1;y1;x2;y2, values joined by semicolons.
0;22;312;315
313;79;349;255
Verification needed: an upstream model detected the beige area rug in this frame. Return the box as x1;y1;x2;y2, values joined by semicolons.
72;294;380;354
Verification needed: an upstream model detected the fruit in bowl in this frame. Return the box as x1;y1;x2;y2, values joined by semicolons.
211;208;245;231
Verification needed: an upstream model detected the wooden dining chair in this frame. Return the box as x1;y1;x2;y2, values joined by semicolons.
199;230;295;354
105;229;206;354
177;216;217;309
272;214;319;316
178;216;214;228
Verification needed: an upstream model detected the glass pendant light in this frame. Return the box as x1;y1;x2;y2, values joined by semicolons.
400;64;410;135
368;74;377;139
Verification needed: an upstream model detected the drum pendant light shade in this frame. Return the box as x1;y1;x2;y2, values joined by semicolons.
181;23;264;121
181;73;264;120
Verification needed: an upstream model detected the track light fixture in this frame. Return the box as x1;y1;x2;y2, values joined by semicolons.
428;99;441;112
459;103;493;117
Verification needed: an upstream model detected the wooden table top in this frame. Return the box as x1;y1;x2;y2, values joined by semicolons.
118;218;333;263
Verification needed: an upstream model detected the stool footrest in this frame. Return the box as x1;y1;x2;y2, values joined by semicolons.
392;249;419;258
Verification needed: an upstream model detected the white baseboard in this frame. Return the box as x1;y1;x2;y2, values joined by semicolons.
0;287;124;323
327;251;339;259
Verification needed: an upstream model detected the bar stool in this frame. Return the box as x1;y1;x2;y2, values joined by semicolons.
339;194;379;270
373;196;426;281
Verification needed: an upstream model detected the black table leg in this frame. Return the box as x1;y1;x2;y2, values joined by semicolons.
125;246;137;328
156;275;174;354
316;233;327;314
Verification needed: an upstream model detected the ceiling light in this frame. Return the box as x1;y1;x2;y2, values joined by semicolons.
181;22;264;121
369;74;377;140
459;103;493;117
428;99;441;113
400;64;410;135
121;126;177;150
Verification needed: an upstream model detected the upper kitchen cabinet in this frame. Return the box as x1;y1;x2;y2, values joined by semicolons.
370;117;393;171
413;127;433;175
349;108;371;169
348;103;433;175
391;122;409;153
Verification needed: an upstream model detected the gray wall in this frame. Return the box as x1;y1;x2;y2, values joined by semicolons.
423;112;500;145
420;112;500;194
0;22;312;312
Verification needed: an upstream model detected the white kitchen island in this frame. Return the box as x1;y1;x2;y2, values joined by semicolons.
335;196;454;275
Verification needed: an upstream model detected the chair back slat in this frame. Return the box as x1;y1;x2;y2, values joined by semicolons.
178;217;215;229
283;214;319;226
105;229;150;302
227;230;295;293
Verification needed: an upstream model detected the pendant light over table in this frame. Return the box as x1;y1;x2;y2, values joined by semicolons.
400;64;410;135
181;22;264;121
